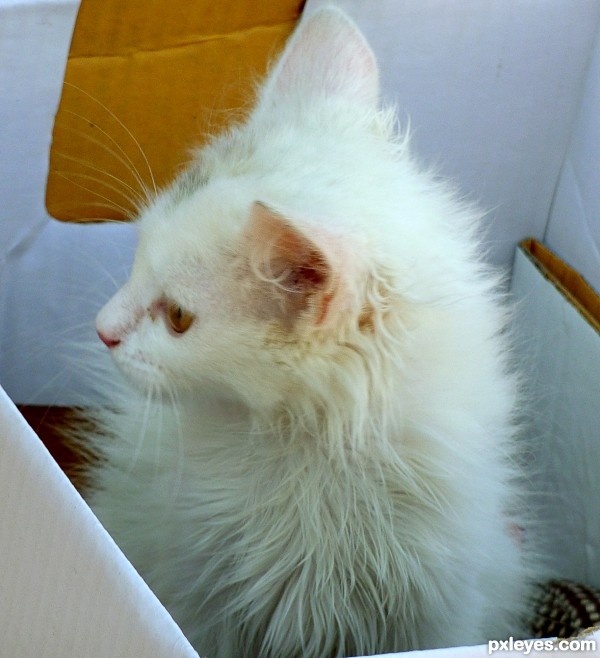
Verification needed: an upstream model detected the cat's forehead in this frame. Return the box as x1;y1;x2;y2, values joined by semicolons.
136;177;252;272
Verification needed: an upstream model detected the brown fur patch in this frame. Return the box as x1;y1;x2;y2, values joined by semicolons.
358;306;375;333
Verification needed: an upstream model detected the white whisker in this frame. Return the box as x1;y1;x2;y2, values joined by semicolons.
63;82;157;198
54;150;147;207
164;378;185;493
53;171;133;216
53;171;140;211
56;118;151;204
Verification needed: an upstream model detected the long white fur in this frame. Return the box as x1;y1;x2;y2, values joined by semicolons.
86;7;538;657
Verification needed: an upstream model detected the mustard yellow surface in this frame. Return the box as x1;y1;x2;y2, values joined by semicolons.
47;0;304;222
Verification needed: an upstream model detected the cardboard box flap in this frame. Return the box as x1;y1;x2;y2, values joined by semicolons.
0;385;198;657
46;0;304;223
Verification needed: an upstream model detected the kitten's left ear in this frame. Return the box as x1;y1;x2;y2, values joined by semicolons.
264;7;379;106
244;202;352;328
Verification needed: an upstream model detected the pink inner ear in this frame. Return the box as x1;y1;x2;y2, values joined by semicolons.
246;202;331;286
273;7;379;105
245;202;341;325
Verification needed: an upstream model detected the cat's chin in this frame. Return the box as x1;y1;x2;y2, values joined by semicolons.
110;352;170;395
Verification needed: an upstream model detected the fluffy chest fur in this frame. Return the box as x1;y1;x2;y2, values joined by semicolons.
90;398;517;657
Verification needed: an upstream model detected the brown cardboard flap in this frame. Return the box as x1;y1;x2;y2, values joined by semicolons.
520;238;600;334
46;0;305;222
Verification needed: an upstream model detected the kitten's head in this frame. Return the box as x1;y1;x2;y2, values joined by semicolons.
95;8;380;407
95;7;481;415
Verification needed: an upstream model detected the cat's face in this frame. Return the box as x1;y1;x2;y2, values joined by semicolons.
96;185;373;412
95;9;387;409
95;183;347;408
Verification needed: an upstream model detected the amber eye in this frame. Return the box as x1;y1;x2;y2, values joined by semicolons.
167;302;194;334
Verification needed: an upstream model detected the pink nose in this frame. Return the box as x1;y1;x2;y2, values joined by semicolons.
97;329;121;349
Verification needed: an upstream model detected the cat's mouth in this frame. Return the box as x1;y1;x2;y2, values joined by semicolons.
111;349;166;392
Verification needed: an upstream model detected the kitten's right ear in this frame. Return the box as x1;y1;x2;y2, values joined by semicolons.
263;7;379;106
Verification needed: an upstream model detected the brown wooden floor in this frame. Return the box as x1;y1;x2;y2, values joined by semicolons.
17;405;87;488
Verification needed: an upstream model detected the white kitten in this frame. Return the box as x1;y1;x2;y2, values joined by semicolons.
86;7;537;657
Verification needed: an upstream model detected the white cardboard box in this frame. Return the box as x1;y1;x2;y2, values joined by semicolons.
2;1;600;656
0;385;200;658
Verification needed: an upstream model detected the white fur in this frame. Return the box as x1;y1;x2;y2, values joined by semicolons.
87;7;537;657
